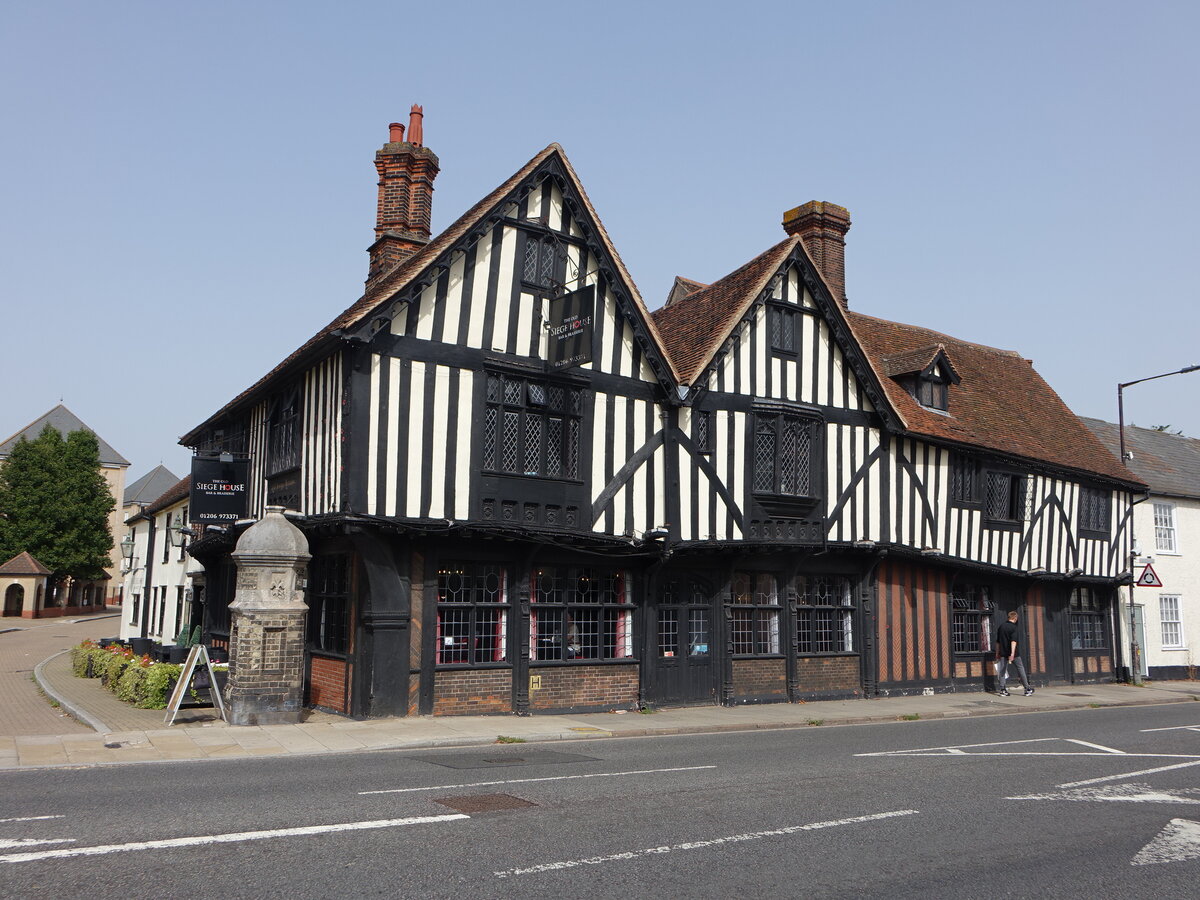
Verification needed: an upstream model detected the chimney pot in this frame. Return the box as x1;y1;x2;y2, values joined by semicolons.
408;104;424;147
783;201;851;309
368;107;439;285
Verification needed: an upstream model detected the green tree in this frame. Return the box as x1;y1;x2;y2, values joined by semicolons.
0;424;114;582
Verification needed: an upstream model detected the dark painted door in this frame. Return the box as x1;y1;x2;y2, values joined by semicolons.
646;577;717;706
1042;587;1071;682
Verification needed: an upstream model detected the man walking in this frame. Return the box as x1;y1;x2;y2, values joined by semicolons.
996;610;1034;697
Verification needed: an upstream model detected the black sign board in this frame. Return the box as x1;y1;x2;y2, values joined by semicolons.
547;285;595;371
190;456;250;524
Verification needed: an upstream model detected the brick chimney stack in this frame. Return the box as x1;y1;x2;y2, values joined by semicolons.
367;105;440;285
782;201;851;309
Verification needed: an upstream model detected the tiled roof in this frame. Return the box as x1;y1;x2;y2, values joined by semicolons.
0;405;130;467
1081;418;1200;499
0;551;51;576
651;238;797;385
124;465;181;505
880;344;953;378
849;313;1136;483
664;275;710;307
181;144;678;444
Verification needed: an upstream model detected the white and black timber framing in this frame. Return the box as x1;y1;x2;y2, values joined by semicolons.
180;136;1145;718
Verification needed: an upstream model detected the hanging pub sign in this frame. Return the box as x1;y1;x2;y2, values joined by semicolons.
190;456;250;524
547;284;595;371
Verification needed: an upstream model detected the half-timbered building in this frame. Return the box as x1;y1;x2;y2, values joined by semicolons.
181;109;1143;717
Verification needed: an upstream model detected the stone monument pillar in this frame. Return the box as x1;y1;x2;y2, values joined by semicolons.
226;506;310;726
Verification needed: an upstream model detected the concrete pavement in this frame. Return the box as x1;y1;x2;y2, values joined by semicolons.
5;613;1200;770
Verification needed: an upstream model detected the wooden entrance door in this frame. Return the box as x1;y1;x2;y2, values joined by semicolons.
646;577;717;706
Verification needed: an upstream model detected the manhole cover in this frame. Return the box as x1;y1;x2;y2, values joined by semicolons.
413;750;597;770
435;794;536;814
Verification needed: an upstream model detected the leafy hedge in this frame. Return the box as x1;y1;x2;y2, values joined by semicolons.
70;640;182;709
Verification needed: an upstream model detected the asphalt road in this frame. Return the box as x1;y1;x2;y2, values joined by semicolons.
3;703;1200;898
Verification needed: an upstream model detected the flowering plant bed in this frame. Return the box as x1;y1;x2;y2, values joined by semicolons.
70;640;182;710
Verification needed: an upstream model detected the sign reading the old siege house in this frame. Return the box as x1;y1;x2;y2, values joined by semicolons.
190;456;250;524
547;284;595;370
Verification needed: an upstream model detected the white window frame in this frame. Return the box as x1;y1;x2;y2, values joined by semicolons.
1153;502;1179;554
1160;594;1185;650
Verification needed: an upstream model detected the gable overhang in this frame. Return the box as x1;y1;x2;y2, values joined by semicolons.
181;143;682;448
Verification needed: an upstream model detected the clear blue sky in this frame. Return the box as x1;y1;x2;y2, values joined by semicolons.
3;1;1197;482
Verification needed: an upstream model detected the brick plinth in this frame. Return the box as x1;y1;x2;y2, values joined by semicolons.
308;655;350;714
795;656;861;699
732;658;787;701
433;668;513;716
528;663;638;712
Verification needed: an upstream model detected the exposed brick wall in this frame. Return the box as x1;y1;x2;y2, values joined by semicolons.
795;656;859;696
432;669;513;716
408;673;420;717
732;658;787;700
528;663;638;711
309;655;349;713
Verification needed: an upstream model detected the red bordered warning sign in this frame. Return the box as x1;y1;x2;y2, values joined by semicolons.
1136;563;1163;588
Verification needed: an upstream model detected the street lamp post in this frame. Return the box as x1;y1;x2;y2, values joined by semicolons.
1116;363;1200;685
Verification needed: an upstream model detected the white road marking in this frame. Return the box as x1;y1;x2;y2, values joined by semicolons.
0;814;468;865
359;764;717;796
492;810;920;878
1133;818;1200;865
1058;759;1200;788
0;839;76;850
1064;739;1126;754
1141;724;1200;733
858;737;1192;761
857;737;1054;756
0;816;64;824
1009;783;1200;805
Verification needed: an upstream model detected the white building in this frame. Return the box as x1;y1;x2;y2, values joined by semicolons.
119;476;202;646
1083;419;1200;680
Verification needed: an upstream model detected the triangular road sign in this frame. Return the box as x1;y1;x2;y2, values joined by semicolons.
1137;563;1163;588
1133;818;1200;865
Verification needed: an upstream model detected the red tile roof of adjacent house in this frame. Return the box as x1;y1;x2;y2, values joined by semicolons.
652;238;797;386
847;312;1136;483
0;551;52;576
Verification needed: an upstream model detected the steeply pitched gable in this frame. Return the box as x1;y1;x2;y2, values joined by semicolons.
0;404;130;468
182;144;679;444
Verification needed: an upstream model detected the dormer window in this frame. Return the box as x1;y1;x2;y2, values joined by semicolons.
882;344;961;414
916;363;951;411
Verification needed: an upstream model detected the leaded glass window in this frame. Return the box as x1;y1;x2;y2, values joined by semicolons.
530;567;632;661
950;454;977;504
1079;487;1109;535
985;472;1026;523
769;305;797;353
793;575;855;654
730;572;780;655
522;233;561;290
308;554;351;655
483;373;583;480
753;413;817;497
1070;586;1107;650
951;584;994;654
436;562;508;666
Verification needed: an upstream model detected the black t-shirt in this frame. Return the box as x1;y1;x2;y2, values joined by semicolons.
997;620;1020;657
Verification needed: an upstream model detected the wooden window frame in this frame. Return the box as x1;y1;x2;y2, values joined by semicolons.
435;562;510;667
730;572;782;657
950;584;995;655
529;566;633;663
791;574;855;655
